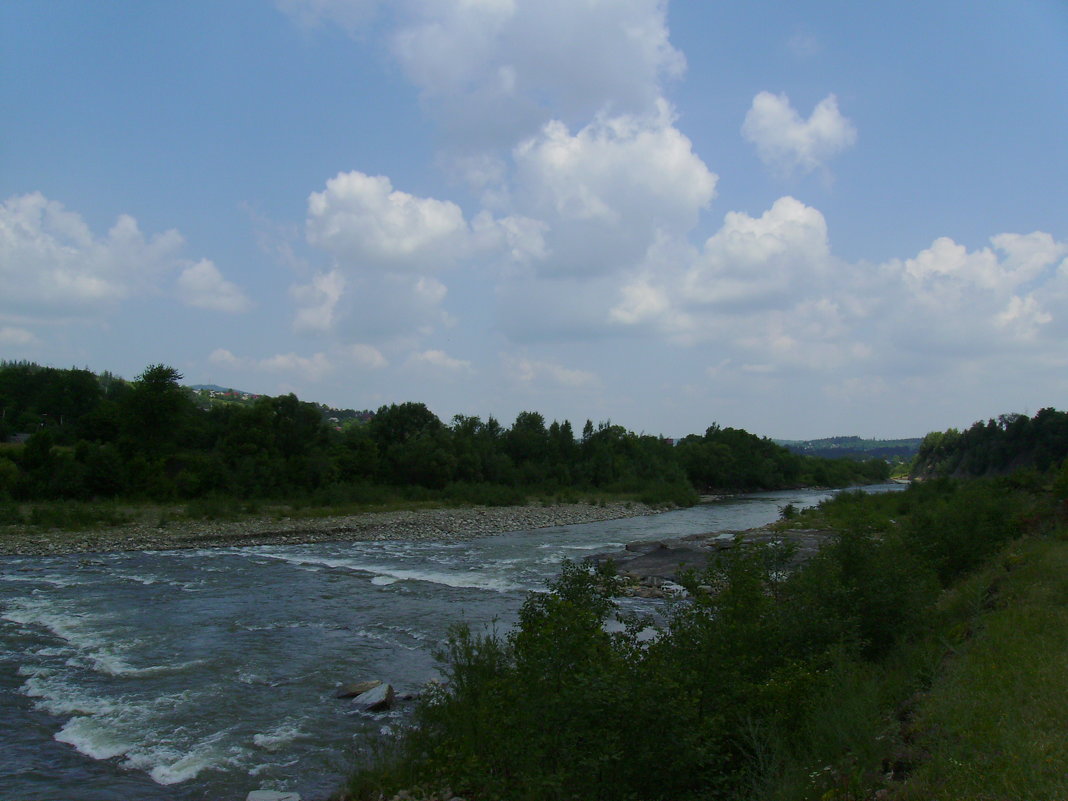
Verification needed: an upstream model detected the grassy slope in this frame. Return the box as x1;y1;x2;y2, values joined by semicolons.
893;533;1068;800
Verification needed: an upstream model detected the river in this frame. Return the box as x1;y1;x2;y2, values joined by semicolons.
0;487;889;800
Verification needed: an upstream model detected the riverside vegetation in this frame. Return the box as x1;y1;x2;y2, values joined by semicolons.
0;362;887;530
339;463;1068;801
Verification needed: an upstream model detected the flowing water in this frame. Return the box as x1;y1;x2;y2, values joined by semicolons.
0;487;891;800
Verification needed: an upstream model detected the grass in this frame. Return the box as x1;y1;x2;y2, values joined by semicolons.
891;533;1068;800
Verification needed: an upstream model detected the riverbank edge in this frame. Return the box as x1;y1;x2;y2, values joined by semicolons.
0;501;660;557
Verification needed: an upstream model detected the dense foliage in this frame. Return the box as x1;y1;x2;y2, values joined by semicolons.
0;362;885;506
676;425;889;491
345;471;1061;801
912;408;1068;478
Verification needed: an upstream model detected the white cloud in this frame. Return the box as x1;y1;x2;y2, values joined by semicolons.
471;211;549;266
0;192;245;323
742;92;857;175
407;348;473;372
291;270;346;332
176;259;252;313
390;0;685;145
504;355;600;389
210;348;334;380
516;101;714;227
511;101;716;278
259;351;334;380
307;171;469;269
212;343;386;378
0;326;38;346
301;173;472;338
0;192;185;315
343;343;388;369
208;348;243;368
682;196;831;310
881;231;1065;355
609;278;671;326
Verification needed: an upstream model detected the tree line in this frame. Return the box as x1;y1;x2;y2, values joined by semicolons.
0;361;887;505
911;408;1068;478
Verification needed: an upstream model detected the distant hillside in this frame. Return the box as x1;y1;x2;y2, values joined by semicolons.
775;435;922;462
189;383;258;395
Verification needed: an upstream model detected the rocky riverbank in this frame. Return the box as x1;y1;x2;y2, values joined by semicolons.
588;524;837;597
0;501;657;557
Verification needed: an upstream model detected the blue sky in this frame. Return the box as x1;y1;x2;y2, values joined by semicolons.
3;1;1066;439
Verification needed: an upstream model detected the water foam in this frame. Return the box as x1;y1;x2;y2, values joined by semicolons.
252;720;306;751
55;715;136;760
252;552;522;592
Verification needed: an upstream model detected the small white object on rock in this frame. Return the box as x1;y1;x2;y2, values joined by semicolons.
246;791;301;801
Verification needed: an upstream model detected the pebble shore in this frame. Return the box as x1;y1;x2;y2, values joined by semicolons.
0;502;658;557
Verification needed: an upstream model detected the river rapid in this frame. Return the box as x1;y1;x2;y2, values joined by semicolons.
0;488;885;800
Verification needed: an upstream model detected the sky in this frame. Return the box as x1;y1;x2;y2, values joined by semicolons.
2;1;1067;440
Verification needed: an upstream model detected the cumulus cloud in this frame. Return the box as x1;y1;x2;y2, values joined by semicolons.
300;172;472;337
742;92;857;175
510;102;716;278
291;270;346;332
0;192;245;319
682;196;831;310
883;231;1065;353
606;195;834;348
390;0;685;145
0;192;183;314
307;171;469;269
176;259;253;313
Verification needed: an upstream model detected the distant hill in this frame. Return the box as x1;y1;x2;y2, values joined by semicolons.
775;435;922;462
189;383;257;395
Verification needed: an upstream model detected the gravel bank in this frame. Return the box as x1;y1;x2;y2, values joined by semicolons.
0;502;658;557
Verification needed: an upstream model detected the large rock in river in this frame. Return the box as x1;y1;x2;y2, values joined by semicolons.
335;679;382;699
353;682;395;712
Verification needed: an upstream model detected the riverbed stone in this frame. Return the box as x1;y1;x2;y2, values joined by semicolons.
0;501;658;557
353;682;395;711
246;791;301;801
336;679;382;699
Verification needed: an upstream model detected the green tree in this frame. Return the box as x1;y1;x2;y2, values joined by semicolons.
121;364;193;457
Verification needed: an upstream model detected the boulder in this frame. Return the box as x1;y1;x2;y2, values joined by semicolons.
335;679;382;699
353;682;395;712
246;791;301;801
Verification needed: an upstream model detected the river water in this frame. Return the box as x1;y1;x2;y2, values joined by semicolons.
0;487;886;801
